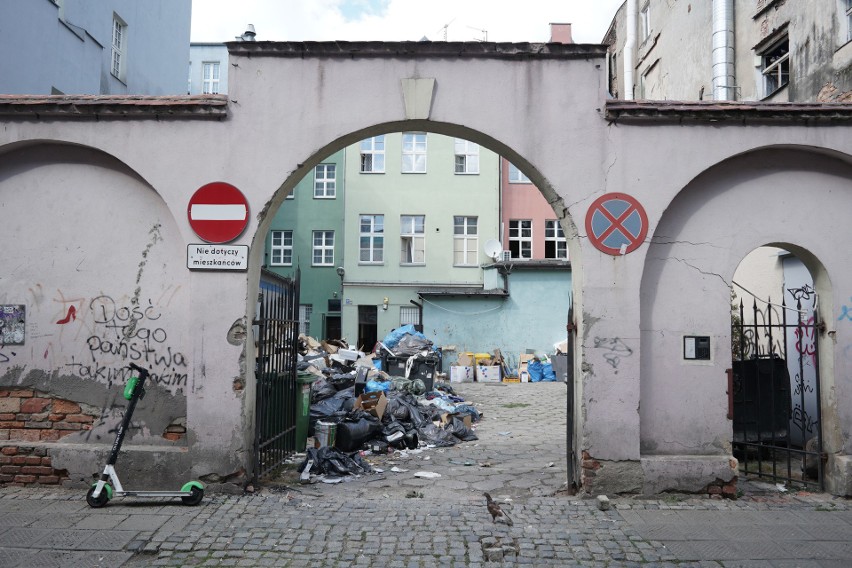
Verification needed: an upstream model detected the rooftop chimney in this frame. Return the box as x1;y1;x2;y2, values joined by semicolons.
237;24;256;42
549;23;573;44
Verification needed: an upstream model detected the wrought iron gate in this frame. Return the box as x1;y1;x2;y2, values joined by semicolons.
731;293;823;490
253;268;300;484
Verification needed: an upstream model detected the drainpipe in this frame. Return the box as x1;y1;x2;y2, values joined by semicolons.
712;0;736;100
624;0;637;100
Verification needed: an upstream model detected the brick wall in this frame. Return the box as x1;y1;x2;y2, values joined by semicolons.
0;388;97;486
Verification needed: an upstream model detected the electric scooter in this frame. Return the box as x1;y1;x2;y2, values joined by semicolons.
86;362;204;508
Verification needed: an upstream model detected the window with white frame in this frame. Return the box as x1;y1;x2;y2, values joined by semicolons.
544;220;568;259
312;230;334;266
299;305;312;336
402;132;427;173
509;220;533;260
400;215;425;264
270;230;293;266
202;62;220;94
453;216;478;266
761;35;789;97
640;2;651;41
400;305;420;327
508;163;531;183
313;164;336;198
360;215;384;263
360;136;385;173
454;139;479;174
111;15;127;81
845;0;852;42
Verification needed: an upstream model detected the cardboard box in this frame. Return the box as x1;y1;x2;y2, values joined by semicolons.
450;366;474;383
354;391;387;420
518;354;537;384
476;365;502;383
457;352;475;367
440;412;472;429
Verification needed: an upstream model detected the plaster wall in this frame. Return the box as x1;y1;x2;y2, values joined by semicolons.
500;159;566;260
1;43;851;495
189;44;230;96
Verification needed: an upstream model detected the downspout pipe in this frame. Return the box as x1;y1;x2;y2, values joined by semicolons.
624;0;637;100
712;0;736;100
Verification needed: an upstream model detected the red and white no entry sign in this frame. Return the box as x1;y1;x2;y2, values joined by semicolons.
585;192;648;256
187;182;249;244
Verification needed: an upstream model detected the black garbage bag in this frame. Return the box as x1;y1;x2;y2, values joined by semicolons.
299;446;372;476
384;396;411;422
389;392;430;428
445;415;478;442
311;377;338;403
336;415;383;452
417;422;457;447
329;373;356;390
395;336;433;356
309;388;354;421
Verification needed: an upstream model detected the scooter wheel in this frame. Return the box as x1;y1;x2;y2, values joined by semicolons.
181;486;204;506
86;485;110;508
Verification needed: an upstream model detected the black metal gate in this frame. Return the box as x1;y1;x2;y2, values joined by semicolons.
253;268;300;484
731;294;823;489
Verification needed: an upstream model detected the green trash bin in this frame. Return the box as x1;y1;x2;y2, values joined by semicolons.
295;372;317;452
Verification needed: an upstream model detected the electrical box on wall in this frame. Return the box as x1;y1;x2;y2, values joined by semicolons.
683;335;711;360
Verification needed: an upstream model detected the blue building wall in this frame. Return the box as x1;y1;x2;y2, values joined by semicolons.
422;268;572;371
0;0;191;95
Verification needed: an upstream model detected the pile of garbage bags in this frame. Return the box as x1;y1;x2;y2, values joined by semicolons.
298;329;479;478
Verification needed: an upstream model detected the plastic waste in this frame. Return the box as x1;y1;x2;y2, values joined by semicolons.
299;446;372;476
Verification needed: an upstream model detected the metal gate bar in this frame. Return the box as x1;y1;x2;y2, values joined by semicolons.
253;268;300;484
732;296;822;490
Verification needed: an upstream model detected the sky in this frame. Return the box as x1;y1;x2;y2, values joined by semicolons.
190;0;625;44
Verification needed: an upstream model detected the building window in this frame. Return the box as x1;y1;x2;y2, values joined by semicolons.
453;216;478;266
400;305;420;327
111;15;127;81
299;305;312;336
400;215;425;265
270;230;293;266
761;35;789;97
454;139;479;174
544;220;568;259
640;2;651;41
312;231;334;266
508;163;531;183
360;136;385;173
360;215;384;263
202;62;220;94
314;164;336;198
402;132;427;173
845;0;852;42
509;220;533;260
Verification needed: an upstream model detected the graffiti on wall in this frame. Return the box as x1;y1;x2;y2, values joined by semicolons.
63;294;188;389
0;305;25;363
839;297;852;322
593;337;633;371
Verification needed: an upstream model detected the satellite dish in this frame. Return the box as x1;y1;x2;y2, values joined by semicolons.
483;239;502;261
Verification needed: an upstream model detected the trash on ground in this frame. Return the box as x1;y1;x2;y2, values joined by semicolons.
414;471;441;479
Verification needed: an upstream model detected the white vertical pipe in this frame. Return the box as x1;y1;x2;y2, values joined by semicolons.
712;0;736;100
624;0;637;100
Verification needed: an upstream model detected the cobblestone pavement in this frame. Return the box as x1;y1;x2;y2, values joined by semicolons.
2;382;852;567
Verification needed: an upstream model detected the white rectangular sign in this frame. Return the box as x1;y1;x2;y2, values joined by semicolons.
187;244;248;271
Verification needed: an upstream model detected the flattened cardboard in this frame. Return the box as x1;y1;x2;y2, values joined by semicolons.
354;391;387;420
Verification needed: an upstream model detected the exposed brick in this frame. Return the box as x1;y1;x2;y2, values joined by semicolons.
1;446;18;456
13;475;36;483
32;447;46;457
52;400;81;414
57;430;77;439
21;466;54;476
0;456;10;465
54;422;82;430
40;430;61;441
0;431;8;441
708;485;722;495
24;422;52;429
41;456;52;467
0;413;15;420
0;465;20;474
29;412;50;422
20;398;50;414
65;414;94;424
15;390;35;398
12;456;28;465
0;390;10;397
165;425;187;433
0;422;25;429
0;399;20;413
37;476;60;485
9;430;40;442
47;414;65;421
0;474;13;482
24;456;41;466
162;433;183;442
